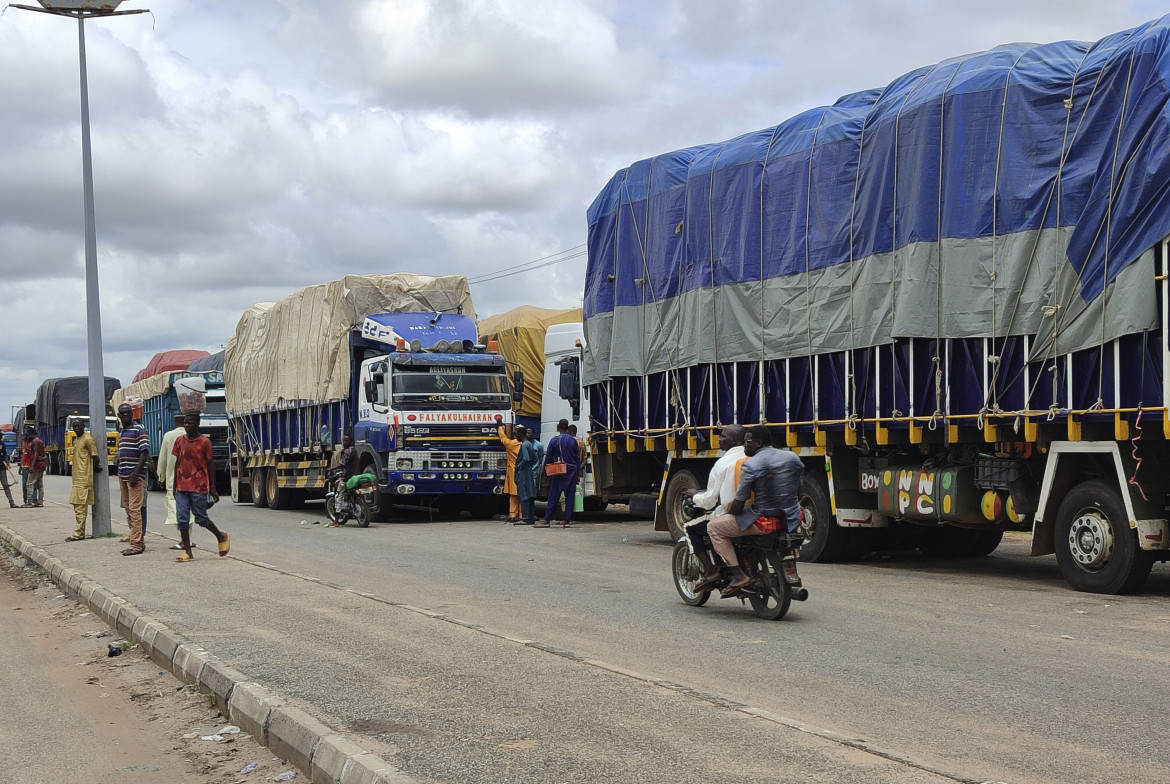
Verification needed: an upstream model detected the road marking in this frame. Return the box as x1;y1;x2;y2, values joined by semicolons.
219;548;996;784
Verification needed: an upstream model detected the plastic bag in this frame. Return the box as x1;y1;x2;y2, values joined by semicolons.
175;376;207;413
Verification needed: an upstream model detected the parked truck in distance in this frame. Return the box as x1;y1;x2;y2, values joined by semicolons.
64;414;118;473
578;20;1170;594
111;370;231;492
34;376;120;475
226;274;519;518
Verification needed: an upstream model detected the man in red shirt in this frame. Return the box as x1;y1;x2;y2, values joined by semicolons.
22;426;46;507
172;412;230;562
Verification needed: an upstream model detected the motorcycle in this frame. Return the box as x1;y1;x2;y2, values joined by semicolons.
672;498;809;620
325;468;379;527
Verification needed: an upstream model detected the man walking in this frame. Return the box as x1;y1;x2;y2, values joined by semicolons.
541;419;581;528
23;426;45;507
67;418;100;541
156;413;186;531
116;403;150;555
172;412;229;562
0;435;16;508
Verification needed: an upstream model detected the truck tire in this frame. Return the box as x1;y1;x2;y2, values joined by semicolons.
1054;480;1153;594
662;469;700;540
798;473;850;562
266;469;290;510
917;527;1003;557
360;458;392;522
583;497;609;513
250;468;269;508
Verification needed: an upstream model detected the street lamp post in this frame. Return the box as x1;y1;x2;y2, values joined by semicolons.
10;1;147;536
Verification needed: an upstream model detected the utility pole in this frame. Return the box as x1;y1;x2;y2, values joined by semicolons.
9;1;148;535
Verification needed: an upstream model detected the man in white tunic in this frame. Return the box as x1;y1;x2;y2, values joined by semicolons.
156;413;186;531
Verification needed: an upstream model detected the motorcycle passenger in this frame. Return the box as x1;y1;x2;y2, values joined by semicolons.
683;425;745;583
696;424;804;594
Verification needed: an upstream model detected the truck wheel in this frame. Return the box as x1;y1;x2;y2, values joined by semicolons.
1054;481;1153;594
583;497;609;513
662;469;700;540
920;527;1003;557
251;468;269;508
266;469;290;510
360;459;392;522
798;473;849;562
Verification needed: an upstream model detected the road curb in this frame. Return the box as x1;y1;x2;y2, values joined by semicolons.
0;525;414;784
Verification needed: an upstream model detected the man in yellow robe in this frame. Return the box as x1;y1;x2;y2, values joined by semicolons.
67;418;100;542
495;416;522;521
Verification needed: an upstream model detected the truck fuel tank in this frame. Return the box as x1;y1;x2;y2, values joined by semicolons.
876;465;1009;526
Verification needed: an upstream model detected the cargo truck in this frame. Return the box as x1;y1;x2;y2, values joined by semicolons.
575;19;1170;594
34;376;120;475
225;275;519;518
111;370;231;492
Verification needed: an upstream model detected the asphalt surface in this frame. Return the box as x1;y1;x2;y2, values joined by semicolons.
5;473;1170;784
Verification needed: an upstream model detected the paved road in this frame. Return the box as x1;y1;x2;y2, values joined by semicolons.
9;473;1170;784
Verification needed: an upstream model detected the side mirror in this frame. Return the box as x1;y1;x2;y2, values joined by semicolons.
558;360;580;420
364;379;379;405
512;370;525;402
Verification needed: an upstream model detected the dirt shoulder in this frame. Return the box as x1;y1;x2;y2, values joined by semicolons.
0;542;293;784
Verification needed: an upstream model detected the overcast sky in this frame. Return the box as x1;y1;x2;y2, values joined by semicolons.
0;0;1162;419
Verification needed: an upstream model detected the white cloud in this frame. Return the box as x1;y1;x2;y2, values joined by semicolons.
0;0;1160;415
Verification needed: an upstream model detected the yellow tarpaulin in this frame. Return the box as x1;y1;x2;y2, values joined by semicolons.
477;305;581;418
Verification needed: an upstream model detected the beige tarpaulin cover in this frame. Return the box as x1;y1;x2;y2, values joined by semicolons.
110;372;174;409
477;305;581;418
225;274;475;413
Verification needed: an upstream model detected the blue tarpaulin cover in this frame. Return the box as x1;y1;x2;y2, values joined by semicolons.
583;17;1170;383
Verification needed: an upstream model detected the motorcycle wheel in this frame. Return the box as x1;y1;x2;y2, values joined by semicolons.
672;541;710;607
325;493;348;525
747;550;792;620
355;497;372;528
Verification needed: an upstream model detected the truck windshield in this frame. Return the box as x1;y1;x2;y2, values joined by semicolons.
391;369;510;411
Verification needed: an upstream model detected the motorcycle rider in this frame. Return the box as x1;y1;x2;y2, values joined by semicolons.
683;424;745;582
336;434;357;478
695;424;804;594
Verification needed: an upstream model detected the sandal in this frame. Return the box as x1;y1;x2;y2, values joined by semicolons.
693;574;722;593
175;553;195;563
65;536;85;542
121;548;144;556
217;532;230;557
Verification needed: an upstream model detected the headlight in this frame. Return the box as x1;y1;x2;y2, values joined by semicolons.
396;458;413;469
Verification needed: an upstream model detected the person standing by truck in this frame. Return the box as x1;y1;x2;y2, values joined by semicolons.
66;418;100;541
22;426;45;507
495;416;523;522
541;419;581;528
514;426;537;526
172;412;229;562
115;403;150;555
